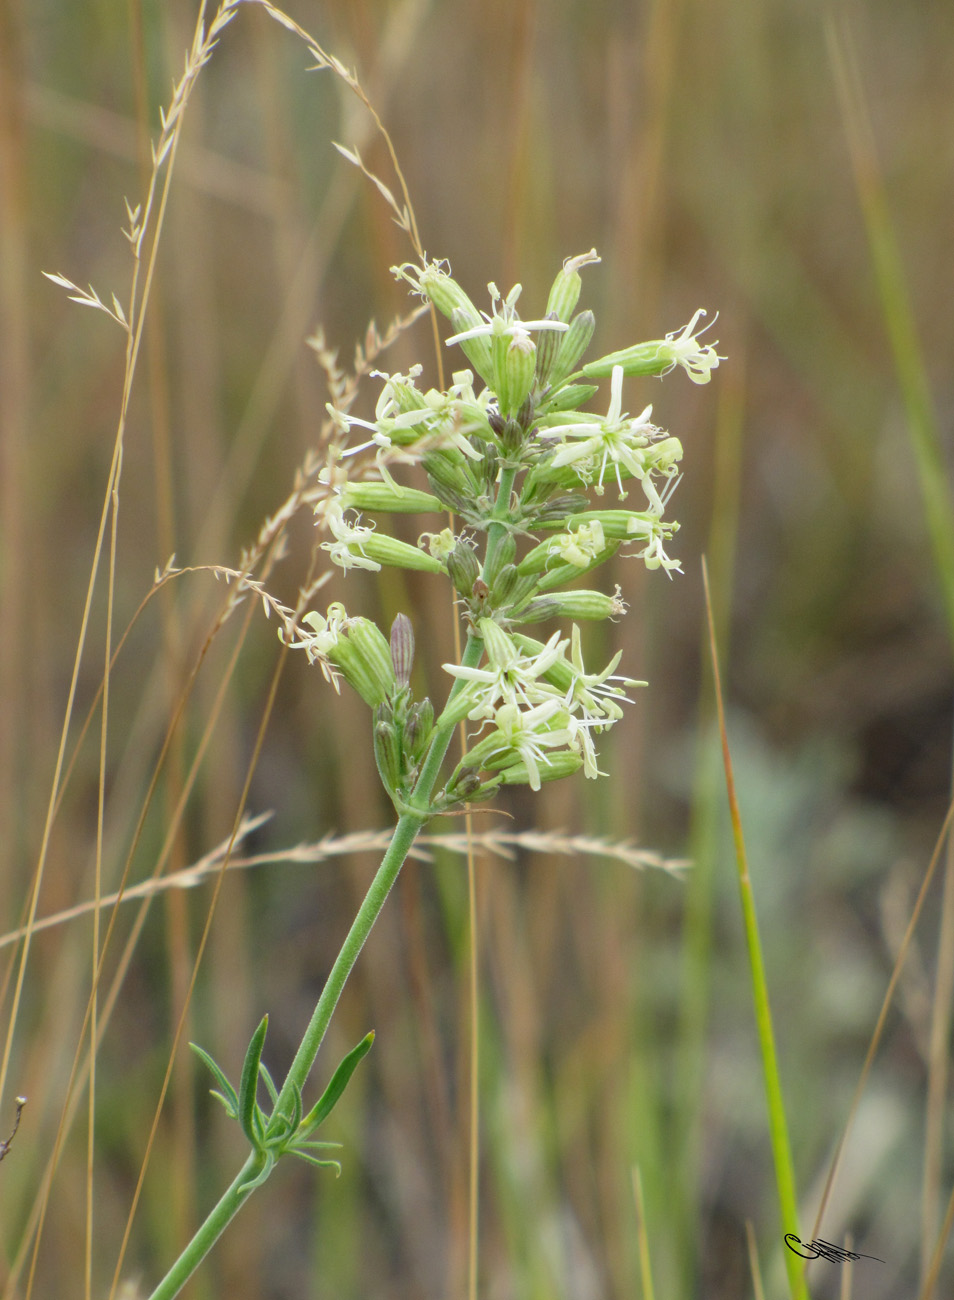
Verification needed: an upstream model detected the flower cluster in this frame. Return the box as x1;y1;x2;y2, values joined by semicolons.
441;620;641;793
288;251;720;807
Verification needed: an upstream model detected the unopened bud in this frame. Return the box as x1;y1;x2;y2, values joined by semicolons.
405;698;435;760
373;707;403;793
390;614;414;688
532;493;591;527
494;572;538;620
540;382;598;413
513;596;560;623
493;328;537;420
330;618;395;706
482;533;517;591
490;562;520;604
446;540;481;596
422;451;479;513
355;532;446;574
534;312;562;388
498;751;583;786
545;249;600;323
340;482;442;515
548;310;595;387
523;588;627;622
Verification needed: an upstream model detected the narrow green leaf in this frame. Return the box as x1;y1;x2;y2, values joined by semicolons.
238;1015;269;1145
259;1061;279;1108
189;1042;239;1117
292;1139;342;1156
251;1104;267;1145
208;1090;238;1120
292;1149;342;1176
300;1031;374;1135
236;1150;276;1195
289;1081;303;1132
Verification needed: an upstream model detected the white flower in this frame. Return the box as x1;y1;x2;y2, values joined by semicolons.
443;622;567;719
564;711;603;779
560;624;641;721
624;509;682;575
281;602;350;689
544;365;664;502
484;700;574;792
319;503;381;572
663;309;722;384
547;519;606;568
445;281;569;348
328;402;429;459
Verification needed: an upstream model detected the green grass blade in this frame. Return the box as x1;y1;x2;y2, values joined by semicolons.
827;19;954;646
703;560;809;1300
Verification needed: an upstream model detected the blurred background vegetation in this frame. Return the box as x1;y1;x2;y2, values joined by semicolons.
1;1;952;1298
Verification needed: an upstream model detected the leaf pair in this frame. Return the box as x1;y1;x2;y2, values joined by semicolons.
191;1017;374;1190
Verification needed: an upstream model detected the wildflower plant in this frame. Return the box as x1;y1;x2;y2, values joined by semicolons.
36;6;721;1294
143;247;720;1297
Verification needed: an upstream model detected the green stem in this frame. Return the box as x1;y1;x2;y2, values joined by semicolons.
148;1152;265;1300
147;470;518;1300
147;663;487;1300
149;809;437;1299
272;809;425;1116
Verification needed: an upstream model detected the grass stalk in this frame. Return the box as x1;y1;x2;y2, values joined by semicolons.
702;559;808;1300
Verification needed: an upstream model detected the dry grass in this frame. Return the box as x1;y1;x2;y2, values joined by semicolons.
1;2;953;1299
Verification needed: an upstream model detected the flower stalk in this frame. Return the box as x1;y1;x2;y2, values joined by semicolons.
149;247;720;1299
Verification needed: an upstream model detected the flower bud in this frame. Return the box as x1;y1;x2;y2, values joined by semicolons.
548;310;595;387
404;698;435;761
522;588;627;621
390;614;414;688
545;249;600;323
373;707;403;793
540;382;598;413
441;768;502;807
340;482;442;515
422;451;479;513
446;770;484;801
353;532;447;574
493;328;537;420
329;618;395;706
534;312;562;388
497;750;583;785
494;572;538;621
489;562;520;605
446;539;481;596
531;493;591;527
482;532;517;592
510;595;560;623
